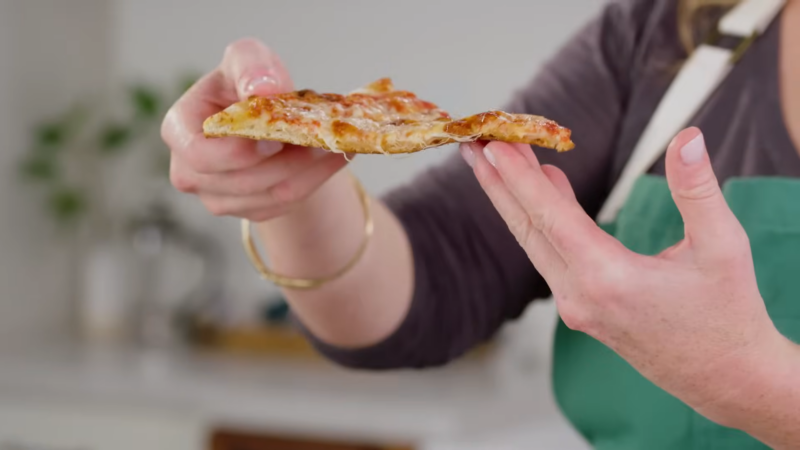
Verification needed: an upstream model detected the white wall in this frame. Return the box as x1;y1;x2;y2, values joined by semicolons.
0;1;112;342
111;0;604;313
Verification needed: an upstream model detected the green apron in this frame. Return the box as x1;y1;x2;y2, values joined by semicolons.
552;174;800;449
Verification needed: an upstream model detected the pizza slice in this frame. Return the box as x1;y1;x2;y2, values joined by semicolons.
203;78;575;154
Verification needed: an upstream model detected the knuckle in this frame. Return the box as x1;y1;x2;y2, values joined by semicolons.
529;208;558;241
203;199;229;217
562;311;589;332
161;108;215;173
269;181;305;207
169;165;195;194
160;107;183;150
228;176;259;197
675;176;720;202
160;108;174;145
507;216;533;247
183;134;213;173
577;265;629;301
245;209;280;223
724;232;753;267
557;298;592;333
708;225;752;265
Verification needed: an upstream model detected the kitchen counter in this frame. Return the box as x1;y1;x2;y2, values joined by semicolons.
0;335;589;449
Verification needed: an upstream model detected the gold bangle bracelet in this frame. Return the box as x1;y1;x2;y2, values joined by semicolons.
241;174;374;290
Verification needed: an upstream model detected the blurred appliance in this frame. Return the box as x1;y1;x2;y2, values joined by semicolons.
129;197;226;349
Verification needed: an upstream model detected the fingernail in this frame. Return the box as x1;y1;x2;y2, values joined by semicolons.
311;148;328;158
459;144;475;167
257;140;283;157
680;133;706;165
483;144;497;167
244;74;279;96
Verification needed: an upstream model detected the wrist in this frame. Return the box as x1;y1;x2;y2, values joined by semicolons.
258;169;358;238
694;324;799;430
255;169;370;277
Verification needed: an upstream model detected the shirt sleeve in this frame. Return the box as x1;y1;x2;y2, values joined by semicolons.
303;0;658;370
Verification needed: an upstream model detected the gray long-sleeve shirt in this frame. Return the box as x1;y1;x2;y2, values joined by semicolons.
303;0;800;369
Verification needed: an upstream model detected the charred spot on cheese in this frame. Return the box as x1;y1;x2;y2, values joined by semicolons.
330;120;362;138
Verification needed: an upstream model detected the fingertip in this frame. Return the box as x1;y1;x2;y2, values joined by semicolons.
483;140;513;153
241;73;282;98
256;140;284;158
483;144;498;167
470;143;501;185
459;143;476;168
665;127;711;189
667;127;703;160
220;38;294;100
541;164;577;202
679;133;706;165
482;141;516;167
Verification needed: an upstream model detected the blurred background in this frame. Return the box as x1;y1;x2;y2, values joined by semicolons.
0;1;604;449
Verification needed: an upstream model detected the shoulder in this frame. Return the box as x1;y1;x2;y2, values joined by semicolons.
510;0;684;109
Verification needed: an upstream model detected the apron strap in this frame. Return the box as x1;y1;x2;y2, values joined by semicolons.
595;0;785;224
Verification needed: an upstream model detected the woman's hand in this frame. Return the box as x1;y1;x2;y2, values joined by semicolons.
462;128;800;445
160;38;416;350
161;38;349;222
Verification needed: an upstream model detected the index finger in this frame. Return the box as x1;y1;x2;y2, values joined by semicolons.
483;141;623;264
161;38;293;174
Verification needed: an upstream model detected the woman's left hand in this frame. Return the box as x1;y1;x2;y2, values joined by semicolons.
461;127;799;433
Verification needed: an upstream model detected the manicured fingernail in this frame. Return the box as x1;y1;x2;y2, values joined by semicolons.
483;144;497;167
680;133;706;165
244;74;279;96
311;148;328;158
257;140;283;157
459;144;475;167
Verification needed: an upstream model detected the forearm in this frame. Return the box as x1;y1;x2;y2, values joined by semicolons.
256;168;415;349
697;333;800;449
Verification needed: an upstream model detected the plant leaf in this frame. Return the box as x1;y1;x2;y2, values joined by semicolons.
20;155;58;181
99;124;132;152
35;122;66;149
65;103;90;131
131;85;160;118
49;188;85;223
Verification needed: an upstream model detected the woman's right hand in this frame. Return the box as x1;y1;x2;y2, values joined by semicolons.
161;38;350;223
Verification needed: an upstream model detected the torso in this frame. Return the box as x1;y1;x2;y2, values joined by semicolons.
607;1;800;185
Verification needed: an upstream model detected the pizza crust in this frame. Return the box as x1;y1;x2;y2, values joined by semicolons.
203;78;575;154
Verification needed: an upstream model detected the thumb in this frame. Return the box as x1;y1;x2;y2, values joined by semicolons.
219;37;294;100
665;127;741;249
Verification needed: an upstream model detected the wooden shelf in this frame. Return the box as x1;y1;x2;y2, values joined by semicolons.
210;429;414;450
192;324;495;362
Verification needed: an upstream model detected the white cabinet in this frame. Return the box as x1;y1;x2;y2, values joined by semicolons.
0;401;204;450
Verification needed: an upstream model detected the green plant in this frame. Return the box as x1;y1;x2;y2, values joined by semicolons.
19;74;199;228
